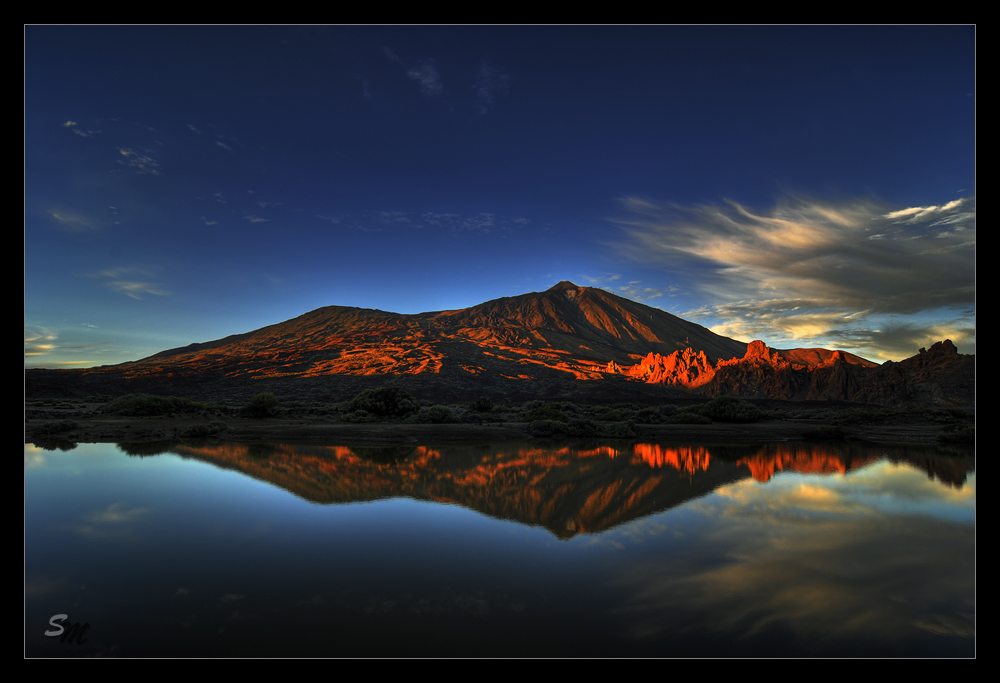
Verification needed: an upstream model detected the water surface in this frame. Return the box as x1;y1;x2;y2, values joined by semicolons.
25;439;975;657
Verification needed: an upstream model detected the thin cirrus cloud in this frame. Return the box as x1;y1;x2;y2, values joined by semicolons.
117;148;160;175
91;268;170;299
48;210;98;232
383;46;443;97
583;273;666;303
473;62;511;114
407;59;444;97
615;194;975;360
24;326;57;357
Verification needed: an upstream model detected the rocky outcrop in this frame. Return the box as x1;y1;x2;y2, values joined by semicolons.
607;338;974;407
606;347;716;387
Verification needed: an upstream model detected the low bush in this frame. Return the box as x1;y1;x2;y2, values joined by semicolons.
246;392;279;418
567;418;600;437
470;396;494;413
342;409;377;423
405;405;460;424
528;419;568;437
527;418;635;438
633;407;662;424
695;396;764;423
349;387;418;417
599;421;636;438
522;403;568;423
108;394;207;416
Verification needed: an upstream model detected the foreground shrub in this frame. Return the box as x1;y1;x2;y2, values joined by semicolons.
633;407;662;424
599;421;636;438
695;396;764;423
246;392;279;418
527;418;635;438
108;394;207;416
528;419;569;437
522;403;568;423
566;418;600;437
349;387;418;417
470;396;494;413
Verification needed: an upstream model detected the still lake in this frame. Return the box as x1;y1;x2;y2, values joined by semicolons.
25;438;975;657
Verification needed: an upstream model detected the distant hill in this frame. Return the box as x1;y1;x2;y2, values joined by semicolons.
24;282;973;406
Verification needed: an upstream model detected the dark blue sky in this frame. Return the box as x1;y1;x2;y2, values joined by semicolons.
25;26;975;367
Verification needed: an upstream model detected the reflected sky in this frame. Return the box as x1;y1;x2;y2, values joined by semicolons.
25;441;974;657
612;461;975;655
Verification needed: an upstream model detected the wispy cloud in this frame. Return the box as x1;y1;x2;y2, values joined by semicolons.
583;273;622;287
63;120;99;138
407;59;443;97
48;210;98;232
582;274;664;302
616;195;975;360
24;326;57;357
383;47;401;64
320;209;527;234
619;281;664;302
473;62;511;114
90;267;170;299
117;147;160;175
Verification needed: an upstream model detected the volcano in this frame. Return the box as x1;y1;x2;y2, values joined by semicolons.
97;281;745;386
25;282;974;406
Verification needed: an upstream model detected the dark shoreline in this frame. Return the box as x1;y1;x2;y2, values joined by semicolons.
25;407;969;448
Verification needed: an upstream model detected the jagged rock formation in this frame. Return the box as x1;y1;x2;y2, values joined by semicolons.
605;338;973;406
607;347;716;387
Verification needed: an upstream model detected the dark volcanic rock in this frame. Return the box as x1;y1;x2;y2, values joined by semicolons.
700;339;973;406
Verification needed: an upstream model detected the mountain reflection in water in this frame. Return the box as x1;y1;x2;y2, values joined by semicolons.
165;440;972;539
25;439;974;657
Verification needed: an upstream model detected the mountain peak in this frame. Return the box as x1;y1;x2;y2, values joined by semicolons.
548;280;581;292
